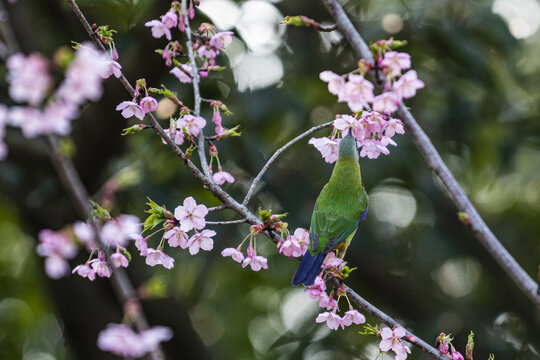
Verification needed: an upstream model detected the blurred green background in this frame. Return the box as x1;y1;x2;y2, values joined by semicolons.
1;0;540;359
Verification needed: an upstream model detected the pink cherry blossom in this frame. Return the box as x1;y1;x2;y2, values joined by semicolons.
161;11;178;29
279;228;309;258
394;70;424;99
212;170;235;185
178;114;206;136
72;264;96;281
164;227;189;248
110;253;129;268
130;234;149;255
89;252;113;278
197;46;218;62
321;251;343;270
97;323;172;358
340;309;366;328
359;138;390;159
161;125;185;146
451;349;464;360
145;248;175;269
315;311;342;330
333;114;359;137
6;52;52;106
305;276;326;300
44;255;71;279
37;229;77;259
385;118;405;138
242;254;269;271
73;221;96;249
174;197;208;232
209;31;234;49
116;101;145;120
318;292;338;311
100;60;122;79
145;20;172;40
221;247;245;263
97;323;140;357
381;51;411;78
140;96;158;114
187;229;216;255
56;43;105;105
372;92;400;114
170;65;193;83
101;215;141;247
360;111;387;134
309;137;340;163
320;71;345;97
379;327;407;354
341;74;374;112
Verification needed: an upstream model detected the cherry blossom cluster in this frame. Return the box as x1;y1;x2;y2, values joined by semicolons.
221;224;270;271
310;39;424;161
378;326;413;360
0;43;118;159
303;254;366;330
35;214;140;280
277;227;309;258
116;79;159;121
132;196;215;269
97;323;172;358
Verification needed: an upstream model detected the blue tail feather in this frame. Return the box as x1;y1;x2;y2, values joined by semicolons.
292;250;326;286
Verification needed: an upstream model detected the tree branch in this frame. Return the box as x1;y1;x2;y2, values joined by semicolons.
242;121;334;206
322;0;540;308
182;0;213;182
205;219;248;226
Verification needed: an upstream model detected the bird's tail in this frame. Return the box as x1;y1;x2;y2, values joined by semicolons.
291;250;326;286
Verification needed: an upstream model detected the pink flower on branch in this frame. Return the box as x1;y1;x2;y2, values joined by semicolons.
340;308;366;328
97;323;172;358
110;252;129;268
209;31;234;49
89;252;113;278
221;247;245;263
372;91;400;114
320;70;345;97
145;20;172;40
178;114;206;136
72;264;96;281
174;197;208;232
212;169;235;185
100;60;122;79
187;229;216;255
341;74;374;112
170;65;193;83
140;96;158;114
380;51;411;78
309;137;340;163
164;226;189;248
161;11;178;29
394;70;425;99
116;101;144;120
145;248;174;269
315;311;342;331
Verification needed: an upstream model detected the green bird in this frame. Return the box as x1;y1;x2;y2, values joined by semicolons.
292;132;368;286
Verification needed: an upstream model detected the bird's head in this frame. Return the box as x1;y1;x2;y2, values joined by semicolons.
338;132;359;161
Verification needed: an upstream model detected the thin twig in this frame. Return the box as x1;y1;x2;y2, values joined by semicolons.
182;0;213;182
242;121;333;206
205;219;248;226
207;205;227;212
322;0;540;308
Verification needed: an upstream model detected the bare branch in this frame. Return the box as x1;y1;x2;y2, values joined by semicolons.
242;121;334;206
182;0;213;182
322;0;540;308
205;219;248;226
207;205;227;212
